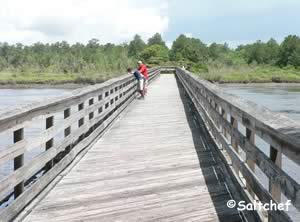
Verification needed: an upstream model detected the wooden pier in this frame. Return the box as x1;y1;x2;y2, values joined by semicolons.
0;67;299;222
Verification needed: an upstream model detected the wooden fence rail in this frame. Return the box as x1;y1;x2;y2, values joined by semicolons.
0;68;160;221
176;67;300;222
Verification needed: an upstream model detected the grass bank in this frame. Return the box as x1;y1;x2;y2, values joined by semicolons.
0;72;124;86
2;66;300;86
195;66;300;83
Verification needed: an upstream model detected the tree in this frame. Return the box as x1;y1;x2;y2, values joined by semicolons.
147;33;166;47
87;39;100;48
169;34;208;63
278;35;300;67
289;46;300;67
266;39;280;63
128;35;146;57
209;43;230;60
140;44;169;64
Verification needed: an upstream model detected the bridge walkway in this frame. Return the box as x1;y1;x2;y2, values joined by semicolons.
23;74;245;222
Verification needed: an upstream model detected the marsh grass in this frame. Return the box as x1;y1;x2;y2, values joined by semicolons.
1;65;300;85
0;71;125;85
196;65;300;83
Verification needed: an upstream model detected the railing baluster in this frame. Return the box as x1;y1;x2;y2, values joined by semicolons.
269;146;282;202
246;128;255;198
13;128;24;198
45;116;54;170
64;108;71;138
230;116;239;175
221;108;228;139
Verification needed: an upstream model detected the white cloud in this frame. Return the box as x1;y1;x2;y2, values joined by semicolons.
166;41;172;49
169;0;300;17
0;0;169;44
184;33;193;38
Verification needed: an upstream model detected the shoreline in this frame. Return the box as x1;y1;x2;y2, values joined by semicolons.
0;83;88;89
1;82;300;89
216;82;300;87
213;81;300;84
1;79;300;89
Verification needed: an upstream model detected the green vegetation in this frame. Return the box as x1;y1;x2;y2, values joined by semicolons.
1;33;300;84
197;66;300;83
0;39;135;84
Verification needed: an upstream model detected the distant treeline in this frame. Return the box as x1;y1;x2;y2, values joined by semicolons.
128;33;300;73
0;33;300;83
0;39;134;75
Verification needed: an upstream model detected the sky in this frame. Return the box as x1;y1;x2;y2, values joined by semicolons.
0;0;300;48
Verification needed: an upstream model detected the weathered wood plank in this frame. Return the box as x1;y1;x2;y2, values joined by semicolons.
0;141;26;166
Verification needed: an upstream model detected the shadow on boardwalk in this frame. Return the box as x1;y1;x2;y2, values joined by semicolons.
175;75;259;222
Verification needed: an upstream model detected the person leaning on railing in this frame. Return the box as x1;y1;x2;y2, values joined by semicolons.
137;60;149;96
127;68;145;99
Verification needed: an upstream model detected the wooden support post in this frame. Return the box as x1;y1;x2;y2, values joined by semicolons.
64;109;71;134
246;128;255;198
221;108;228;139
14;128;24;198
269;146;282;202
45;116;54;170
64;108;72;152
214;103;221;130
230;116;239;174
78;102;85;141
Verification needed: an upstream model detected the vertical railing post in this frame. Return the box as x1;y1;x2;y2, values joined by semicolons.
78;102;85;141
64;108;72;152
45;116;54;170
269;146;282;202
13;128;24;198
221;108;228;139
214;103;221;131
230;116;239;174
246;128;255;197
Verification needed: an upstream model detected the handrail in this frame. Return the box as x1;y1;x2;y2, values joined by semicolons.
176;67;299;222
0;68;160;221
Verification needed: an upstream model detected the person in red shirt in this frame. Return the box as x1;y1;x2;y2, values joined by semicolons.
137;61;148;95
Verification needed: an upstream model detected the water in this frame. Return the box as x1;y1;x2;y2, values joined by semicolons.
0;88;72;203
0;88;71;113
221;84;300;121
221;84;300;220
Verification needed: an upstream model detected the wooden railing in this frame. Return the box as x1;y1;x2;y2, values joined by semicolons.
176;67;300;222
0;68;160;221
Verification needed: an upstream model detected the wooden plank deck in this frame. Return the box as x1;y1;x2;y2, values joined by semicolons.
23;74;245;222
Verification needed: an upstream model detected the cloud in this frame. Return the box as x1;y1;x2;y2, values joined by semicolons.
168;0;300;17
166;41;173;49
0;0;169;44
184;33;193;38
164;0;300;47
0;0;299;47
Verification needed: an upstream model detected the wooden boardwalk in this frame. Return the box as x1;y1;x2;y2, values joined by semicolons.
23;74;245;222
